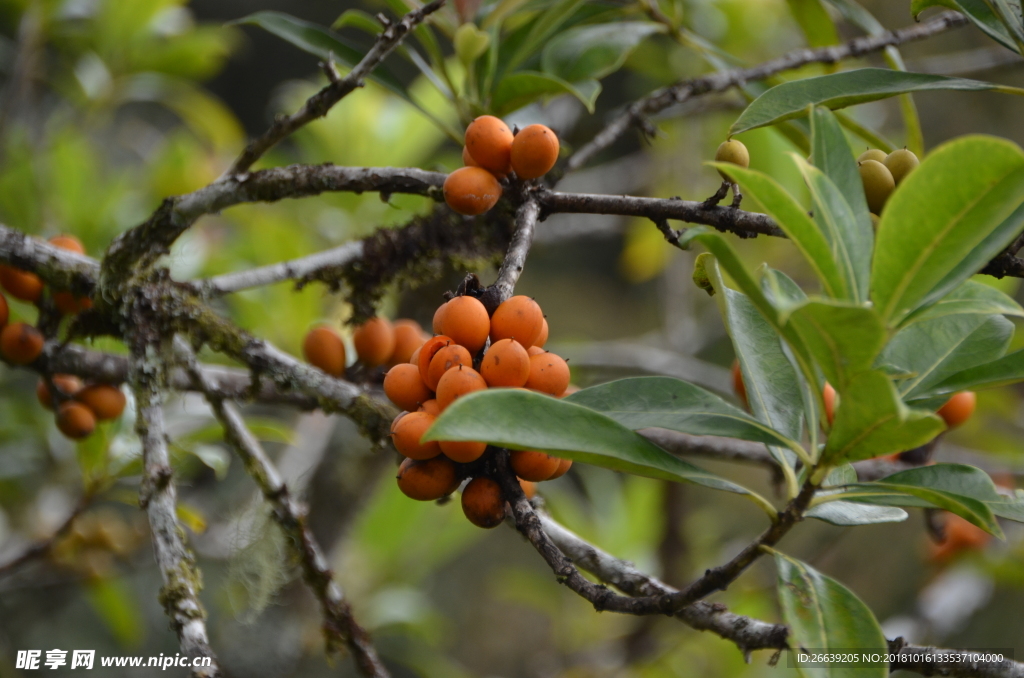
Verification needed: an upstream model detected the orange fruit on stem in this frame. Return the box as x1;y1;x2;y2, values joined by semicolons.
418;335;453;383
397;456;459;501
510;450;561;481
426;343;472;391
436;364;487;411
535;317;549;348
384;363;433;412
75;384;126;421
57;401;96;439
439;295;490;353
303;326;346;377
462;146;480;168
1;322;43;365
490;295;544;346
0;265;43;303
390;319;426;365
527;346;545;357
37;375;84;410
510;124;559;179
480;338;531;387
465;115;514;175
519;478;536;499
525;352;570;396
461;476;506;528
353;317;396;367
391;411;442;460
443;167;502;216
547;457;573;480
937;391;976;429
432;303;448;334
440;439;487;463
418;399;441;416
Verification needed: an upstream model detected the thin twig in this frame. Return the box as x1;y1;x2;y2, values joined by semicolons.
198;241;365;297
480;198;539;311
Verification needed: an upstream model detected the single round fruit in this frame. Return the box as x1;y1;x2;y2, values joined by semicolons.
443;167;502;216
715;139;750;181
384;363;433;412
57;401;96;440
353;317;396;367
419;399;442;416
439;295;490;353
519;478;536;499
397;456;459;501
462;145;480;168
440;439;487;463
436;364;487;411
535;317;549;348
49;234;85;254
937;391;976;429
0;265;43;303
480;338;531;387
0;291;8;328
547;457;573;480
432;303;448;334
303;326;346;377
510;124;559;180
390;319;426;365
426;343;472;391
465;115;514;175
858;159;895;215
823;382;837;426
525;352;570;396
418;335;453;383
884;148;920;185
75;384;126;420
391;411;442;460
0;322;43;365
857;149;887;163
490;295;544;346
37;375;84;410
732;360;747;409
510;449;560;481
409;344;423;366
461;476;506;528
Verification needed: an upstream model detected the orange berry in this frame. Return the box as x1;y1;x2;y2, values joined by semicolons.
461;476;506;528
440;439;488;463
384;363;433;412
397;456;459;501
391;411;409;433
0;265;42;303
391;411;442;460
527;346;545;357
436;364;487;411
418;399;441;416
432;303;448;334
49;235;85;254
418;335;453;383
409;344;423;366
75;384;126;420
490;295;544;346
732;360;747;409
823;382;837;426
462;145;479;167
937;391;976;429
480;338;530;387
0;322;43;365
510;124;559;180
547;457;573;480
510;449;561;481
353;317;396;367
303;326;346;377
426;343;472;391
0;291;8;328
464;115;514;175
558;384;580;398
56;401;96;440
390;319;426;365
525;352;570;396
535;317;549;348
37;375;84;410
519;478;536;499
443;167;502;216
439;296;490;353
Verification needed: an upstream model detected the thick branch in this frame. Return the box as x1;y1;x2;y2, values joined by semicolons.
480;198;539;311
177;341;388;678
568;11;969;170
227;0;446;176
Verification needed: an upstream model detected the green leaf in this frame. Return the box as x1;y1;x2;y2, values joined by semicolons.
731;69;1021;135
871;135;1024;326
77;425;109;485
901;279;1024;326
425;389;758;496
810;107;871;229
783;299;886;389
564;376;803;452
541;22;664;82
929;346;1024;395
491;71;600;115
794;155;873;302
787;0;840;47
331;9;383;33
912;0;1020;52
806;500;908;525
775;552;888;678
707;163;851;299
883;314;1013;400
822;371;945;464
504;0;588;74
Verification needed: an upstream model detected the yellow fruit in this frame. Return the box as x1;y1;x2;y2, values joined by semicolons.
884;148;920;185
857;149;888;164
858;159;895;215
714;139;749;181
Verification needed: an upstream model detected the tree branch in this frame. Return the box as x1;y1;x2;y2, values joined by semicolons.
479;198;540;311
198;241;365;297
567;11;970;171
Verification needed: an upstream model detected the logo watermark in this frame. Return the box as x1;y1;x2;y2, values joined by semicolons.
16;650;213;670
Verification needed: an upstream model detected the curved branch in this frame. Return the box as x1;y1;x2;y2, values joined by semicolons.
480;198;539;311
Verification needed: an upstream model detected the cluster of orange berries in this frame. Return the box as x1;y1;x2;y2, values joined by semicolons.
382;294;573;528
443;115;560;216
302;316;430;377
0;235;125;440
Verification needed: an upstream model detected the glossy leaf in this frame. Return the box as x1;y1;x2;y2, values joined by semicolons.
929;346;1024;395
541;22;664;83
806;500;908;525
776;552;888;678
426;389;757;495
912;0;1019;52
901;279;1024;326
810;107;871;227
787;0;840;47
565;376;803;451
491;71;600;115
871;135;1024;326
783;299;886;389
731;69;1018;135
503;0;587;74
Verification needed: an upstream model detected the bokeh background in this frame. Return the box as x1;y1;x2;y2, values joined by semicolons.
0;0;1022;676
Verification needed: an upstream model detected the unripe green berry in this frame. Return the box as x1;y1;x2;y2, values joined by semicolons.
857;149;887;164
884;148;919;185
715;139;749;181
859;159;895;215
